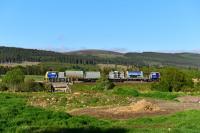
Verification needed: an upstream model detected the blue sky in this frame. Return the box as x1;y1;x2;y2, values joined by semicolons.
0;0;200;52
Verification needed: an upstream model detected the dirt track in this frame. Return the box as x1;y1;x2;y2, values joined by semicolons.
70;96;200;119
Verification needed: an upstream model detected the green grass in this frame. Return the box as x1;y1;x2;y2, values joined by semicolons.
1;92;200;132
140;91;180;100
73;83;183;100
72;82;152;92
113;86;181;100
116;110;200;132
25;75;44;81
71;83;96;91
0;93;125;133
114;83;152;91
113;87;139;97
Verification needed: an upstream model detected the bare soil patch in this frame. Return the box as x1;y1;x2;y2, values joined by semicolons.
176;96;200;103
105;99;161;113
70;97;200;119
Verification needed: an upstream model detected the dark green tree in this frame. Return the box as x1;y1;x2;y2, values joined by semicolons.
152;68;193;92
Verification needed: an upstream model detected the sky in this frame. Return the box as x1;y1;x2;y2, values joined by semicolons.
0;0;200;52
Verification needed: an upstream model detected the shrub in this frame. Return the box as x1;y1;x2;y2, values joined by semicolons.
2;68;25;85
22;79;35;92
0;83;8;91
193;82;200;92
2;68;25;91
92;75;115;90
151;68;194;92
22;79;46;92
1;76;46;92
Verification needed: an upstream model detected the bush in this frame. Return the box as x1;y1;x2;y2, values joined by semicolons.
0;76;46;92
92;75;115;90
22;79;35;92
151;68;194;92
1;67;47;92
2;68;25;91
2;68;25;85
113;88;139;97
192;82;200;92
0;83;8;91
22;79;46;92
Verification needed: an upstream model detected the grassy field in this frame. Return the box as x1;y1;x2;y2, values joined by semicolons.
1;92;200;132
72;83;183;100
25;75;44;81
1;79;200;132
0;75;44;82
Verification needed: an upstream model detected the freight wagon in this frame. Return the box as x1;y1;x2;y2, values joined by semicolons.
84;71;101;82
109;71;125;82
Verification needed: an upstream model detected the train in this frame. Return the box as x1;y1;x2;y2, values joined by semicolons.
45;70;160;83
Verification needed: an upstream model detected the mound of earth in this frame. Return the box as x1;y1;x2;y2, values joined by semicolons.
107;99;161;114
70;99;168;119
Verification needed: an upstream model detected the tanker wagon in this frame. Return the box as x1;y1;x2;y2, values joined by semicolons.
84;71;101;82
65;71;84;82
58;72;66;82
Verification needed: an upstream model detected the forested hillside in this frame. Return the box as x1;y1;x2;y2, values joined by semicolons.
124;52;200;67
0;46;96;65
1;46;200;68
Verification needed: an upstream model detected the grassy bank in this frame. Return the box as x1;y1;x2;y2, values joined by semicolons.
1;92;200;132
72;83;182;100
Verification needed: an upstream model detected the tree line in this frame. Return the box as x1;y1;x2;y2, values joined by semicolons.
0;46;97;64
0;62;101;75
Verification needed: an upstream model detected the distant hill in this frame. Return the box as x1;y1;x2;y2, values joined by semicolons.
66;50;200;67
123;52;200;67
67;49;122;55
66;49;124;58
0;46;200;68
